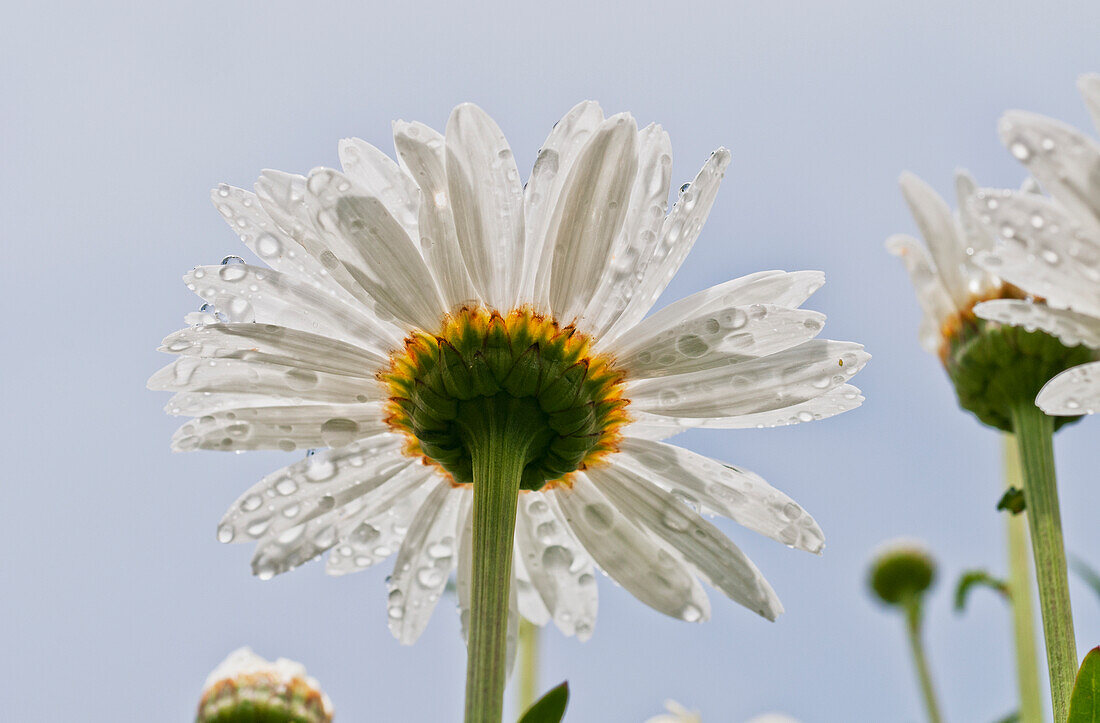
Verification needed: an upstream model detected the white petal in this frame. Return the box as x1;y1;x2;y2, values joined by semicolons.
627;383;864;433
954;169;999;293
210;184;333;288
326;467;440;576
520;101;606;305
615;304;826;379
590;465;782;620
603;149;731;338
170;403;388;452
1037;361;1100;415
604;270;824;351
540;113;639;321
899;172;971;307
148;355;384;405
512;542;552;627
183;262;402;355
1080;74;1100;136
553;475;710;622
392;120;479;309
885;234;955;352
251;461;435;579
969;190;1100;317
514;493;598;639
446;104;525;309
581;123;673;336
627;339;869;418
616;437;825;554
974;299;1100;349
302;167;445;330
160;323;386;376
337;137;420;236
217;435;410;550
255;170;408;322
998;111;1100;231
388;480;465;644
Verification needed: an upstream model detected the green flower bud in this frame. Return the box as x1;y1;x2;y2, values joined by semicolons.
197;648;333;723
869;539;937;607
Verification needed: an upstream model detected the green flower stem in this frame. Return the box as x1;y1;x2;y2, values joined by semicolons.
903;594;943;723
1003;434;1044;723
463;397;535;723
1011;401;1077;721
516;619;540;716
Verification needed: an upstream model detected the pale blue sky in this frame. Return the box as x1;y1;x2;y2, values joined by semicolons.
3;1;1100;720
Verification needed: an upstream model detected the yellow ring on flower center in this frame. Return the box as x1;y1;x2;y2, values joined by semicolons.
381;307;629;491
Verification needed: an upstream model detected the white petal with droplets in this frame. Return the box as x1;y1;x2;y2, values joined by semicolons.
392;120;479;309
998;111;1100;231
337;137;420;236
514;493;598;639
520;101;606;305
617;437;825;554
1037;360;1100;415
512;542;552;627
969;189;1100;317
388;480;465;644
616;304;826;379
182;263;402;354
885;235;956;352
538;113;639;321
170;403;389;452
627;340;868;418
974;299;1100;349
446;103;525;309
603;149;731;339
553;475;710;622
591;464;782;620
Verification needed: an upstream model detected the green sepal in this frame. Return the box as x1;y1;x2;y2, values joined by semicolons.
944;319;1092;433
413;378;459;421
438;340;478;401
1068;647;1100;722
548;404;596;436
540;361;589;413
503;344;543;397
517;681;569;723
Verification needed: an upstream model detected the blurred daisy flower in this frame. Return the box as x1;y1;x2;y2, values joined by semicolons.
967;74;1100;415
888;171;1091;430
197;647;333;723
150;102;868;648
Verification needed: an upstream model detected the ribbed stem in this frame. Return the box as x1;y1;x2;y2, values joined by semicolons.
463;398;533;723
1010;402;1077;722
516;619;540;717
1002;434;1044;723
904;595;943;723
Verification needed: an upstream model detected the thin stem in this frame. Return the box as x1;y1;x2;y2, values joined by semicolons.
1003;433;1044;723
1011;402;1077;722
904;595;943;723
516;619;540;717
464;399;530;723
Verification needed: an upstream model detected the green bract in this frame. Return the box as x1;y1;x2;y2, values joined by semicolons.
944;317;1092;433
383;308;628;491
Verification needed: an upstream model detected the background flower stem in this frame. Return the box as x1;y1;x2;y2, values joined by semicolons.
517;618;540;716
904;594;943;723
1003;433;1044;723
1011;403;1077;721
464;401;528;723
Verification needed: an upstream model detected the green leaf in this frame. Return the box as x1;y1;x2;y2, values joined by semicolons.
997;487;1026;515
1067;647;1100;722
954;569;1010;611
518;681;569;723
1071;556;1100;604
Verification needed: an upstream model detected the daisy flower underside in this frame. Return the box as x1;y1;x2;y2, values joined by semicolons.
150;102;868;647
966;74;1100;415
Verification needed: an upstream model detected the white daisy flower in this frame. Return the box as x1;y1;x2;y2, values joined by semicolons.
197;647;333;723
150;102;868;647
965;74;1100;415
